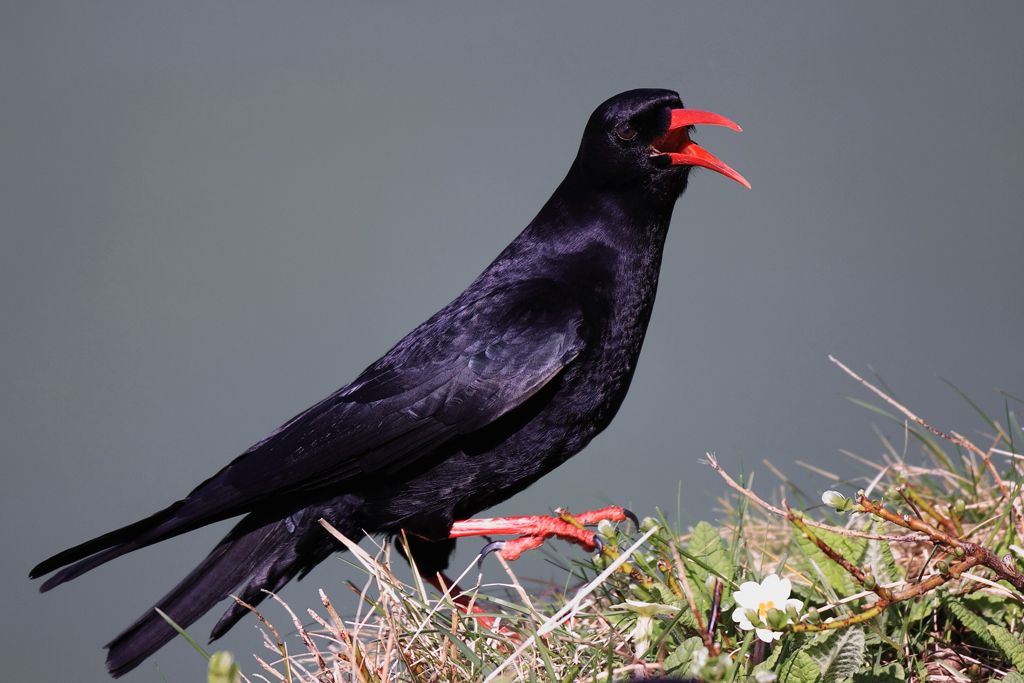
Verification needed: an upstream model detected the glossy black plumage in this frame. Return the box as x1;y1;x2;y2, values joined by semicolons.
31;88;730;676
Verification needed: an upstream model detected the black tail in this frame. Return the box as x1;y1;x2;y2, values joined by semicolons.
30;490;251;591
30;502;185;590
104;509;338;678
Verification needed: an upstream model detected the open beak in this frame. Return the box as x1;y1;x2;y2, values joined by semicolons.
651;109;750;189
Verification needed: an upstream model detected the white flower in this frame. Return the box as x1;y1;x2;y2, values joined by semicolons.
730;574;803;643
821;490;851;512
617;600;679;659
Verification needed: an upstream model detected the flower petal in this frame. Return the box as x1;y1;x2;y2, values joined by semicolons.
755;627;782;643
733;581;762;609
732;606;753;630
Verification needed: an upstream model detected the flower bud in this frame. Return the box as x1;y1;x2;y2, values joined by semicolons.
953;499;966;517
863;574;876;590
640;516;659;533
744;608;762;628
953;546;965;559
821;490;851;512
806;607;821;624
937;560;950;577
766;607;789;630
597;519;617;541
785;603;800;621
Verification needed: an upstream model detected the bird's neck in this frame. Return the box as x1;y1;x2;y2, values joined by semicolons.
527;178;677;259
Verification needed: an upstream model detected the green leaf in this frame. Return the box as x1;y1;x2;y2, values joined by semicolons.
687;521;733;584
906;593;939;625
686;520;733;610
1003;673;1024;683
852;662;906;682
944;598;999;650
987;623;1024;671
863;521;902;583
807;627;866;683
663;636;706;676
793;526;864;597
774;650;822;683
207;651;240;683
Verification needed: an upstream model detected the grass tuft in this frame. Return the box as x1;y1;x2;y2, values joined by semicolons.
198;361;1024;682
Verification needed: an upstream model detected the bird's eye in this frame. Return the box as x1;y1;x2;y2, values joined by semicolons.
615;122;638;141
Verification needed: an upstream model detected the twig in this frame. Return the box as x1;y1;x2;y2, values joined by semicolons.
705;453;929;543
264;590;332;681
231;596;293;683
668;537;712;653
829;355;1010;501
791;555;983;633
858;495;1024;591
786;504;892;602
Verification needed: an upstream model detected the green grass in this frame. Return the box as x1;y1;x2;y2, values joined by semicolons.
190;362;1024;682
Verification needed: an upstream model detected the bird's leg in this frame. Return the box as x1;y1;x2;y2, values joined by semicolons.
449;505;637;562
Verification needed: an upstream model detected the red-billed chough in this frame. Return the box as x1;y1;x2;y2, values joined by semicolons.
30;88;748;676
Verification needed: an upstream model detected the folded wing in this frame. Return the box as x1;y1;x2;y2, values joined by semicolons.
32;278;587;586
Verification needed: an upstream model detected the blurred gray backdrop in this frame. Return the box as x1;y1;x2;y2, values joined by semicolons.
3;2;1023;681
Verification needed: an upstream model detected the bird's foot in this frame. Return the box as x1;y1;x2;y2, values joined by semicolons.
449;505;637;563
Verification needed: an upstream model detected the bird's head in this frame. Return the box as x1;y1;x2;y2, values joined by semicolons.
572;88;749;201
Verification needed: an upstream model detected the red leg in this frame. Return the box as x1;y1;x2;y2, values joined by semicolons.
448;505;635;561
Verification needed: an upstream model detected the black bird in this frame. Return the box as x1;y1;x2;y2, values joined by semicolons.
30;88;748;676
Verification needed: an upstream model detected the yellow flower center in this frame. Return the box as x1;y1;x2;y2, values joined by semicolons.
757;600;775;618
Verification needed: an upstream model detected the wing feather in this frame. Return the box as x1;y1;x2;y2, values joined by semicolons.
168;278;586;524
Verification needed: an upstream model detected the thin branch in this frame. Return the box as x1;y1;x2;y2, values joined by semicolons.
829;355;1010;500
705;453;929;543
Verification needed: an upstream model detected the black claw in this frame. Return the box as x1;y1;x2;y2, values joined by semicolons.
623;508;640;530
592;533;604;554
477;540;505;568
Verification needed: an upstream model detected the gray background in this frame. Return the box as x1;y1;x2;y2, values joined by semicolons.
3;2;1023;681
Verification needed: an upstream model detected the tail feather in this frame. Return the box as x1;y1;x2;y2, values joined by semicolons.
32;494;250;591
29;502;185;582
209;535;330;640
105;514;301;678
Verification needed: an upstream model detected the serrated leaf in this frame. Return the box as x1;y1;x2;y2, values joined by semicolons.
807;627;866;683
945;598;999;650
863;520;902;583
687;521;733;584
794;528;860;597
663;636;705;675
987;623;1024;671
773;650;821;683
686;520;733;610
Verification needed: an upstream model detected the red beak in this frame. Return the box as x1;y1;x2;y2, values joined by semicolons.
651;109;750;189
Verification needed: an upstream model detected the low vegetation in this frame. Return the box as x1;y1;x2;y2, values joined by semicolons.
179;358;1024;682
